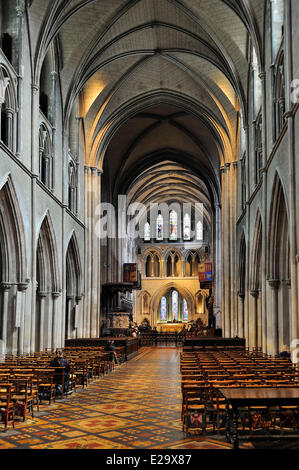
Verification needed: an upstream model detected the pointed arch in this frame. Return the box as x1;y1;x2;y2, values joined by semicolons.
36;211;60;293
66;232;82;297
268;173;289;280
250;210;262;291
0;176;27;283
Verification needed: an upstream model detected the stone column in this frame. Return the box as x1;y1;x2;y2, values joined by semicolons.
284;2;299;357
31;84;40;174
214;203;222;323
50;71;57;191
84;166;91;337
52;291;61;350
16;0;25;158
17;282;29;355
6;108;13;150
66;296;74;340
90;167;98;337
250;290;259;351
0;283;12;355
231;162;238;336
267;280;280;356
38;292;47;352
238;292;245;339
75;295;83;338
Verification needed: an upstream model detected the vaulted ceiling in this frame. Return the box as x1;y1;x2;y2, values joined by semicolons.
28;0;265;208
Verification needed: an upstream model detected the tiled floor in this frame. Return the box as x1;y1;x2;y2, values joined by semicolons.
0;348;297;449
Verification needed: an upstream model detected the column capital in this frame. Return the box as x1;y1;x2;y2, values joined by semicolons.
0;282;12;292
237;291;245;300
232;161;238;169
84;165;90;174
225;162;231;169
38;291;48;298
250;289;259;298
97;169;104;176
52;291;61;299
258;71;266;81
31;83;39;94
267;279;280;290
220;166;225;174
76;295;83;303
18;282;29;292
91;167;98;175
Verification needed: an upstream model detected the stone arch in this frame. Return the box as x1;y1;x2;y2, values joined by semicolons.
0;176;27;354
143;248;161;278
150;282;195;326
164;248;182;277
0;175;27;283
0;65;17;151
35;212;60;351
65;233;82;340
268;172;291;354
249;210;263;349
237;230;247;338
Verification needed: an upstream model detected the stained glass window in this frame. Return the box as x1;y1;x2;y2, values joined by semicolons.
196;220;203;241
172;290;178;320
169;211;177;241
160;296;167;321
183;213;191;240
144;222;151;241
183;299;189;322
156;214;163;240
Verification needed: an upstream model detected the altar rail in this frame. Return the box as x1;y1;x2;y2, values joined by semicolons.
65;337;139;361
139;332;184;347
139;332;246;349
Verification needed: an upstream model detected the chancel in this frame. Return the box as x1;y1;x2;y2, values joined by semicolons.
0;0;298;450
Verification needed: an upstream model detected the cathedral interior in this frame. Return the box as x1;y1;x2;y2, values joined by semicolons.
0;0;299;451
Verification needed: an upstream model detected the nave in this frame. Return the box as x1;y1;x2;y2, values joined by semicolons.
0;348;253;450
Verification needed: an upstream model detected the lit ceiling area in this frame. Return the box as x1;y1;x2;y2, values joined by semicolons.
29;0;264;209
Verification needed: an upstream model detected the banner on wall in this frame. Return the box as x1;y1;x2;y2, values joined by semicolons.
198;262;213;283
123;263;138;282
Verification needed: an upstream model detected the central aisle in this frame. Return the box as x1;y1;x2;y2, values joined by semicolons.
0;348;244;449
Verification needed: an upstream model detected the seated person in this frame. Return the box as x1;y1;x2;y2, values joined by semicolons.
104;340;118;364
50;350;72;395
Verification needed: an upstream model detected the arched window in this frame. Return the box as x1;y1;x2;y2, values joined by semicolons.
160;296;167;321
274;52;285;138
183;213;191;241
145;255;151;277
172;290;178;321
183;299;189;322
270;0;284;60
241;153;246;210
156;213;163;241
39;124;52;189
186;253;193;276
196;220;203;241
255;110;263;184
169;210;177;241
144;222;151;241
252;47;262;117
0;66;15;151
68;161;77;213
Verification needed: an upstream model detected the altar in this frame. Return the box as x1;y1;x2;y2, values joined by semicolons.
157;323;185;333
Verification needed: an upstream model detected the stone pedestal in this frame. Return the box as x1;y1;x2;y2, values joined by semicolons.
108;312;131;329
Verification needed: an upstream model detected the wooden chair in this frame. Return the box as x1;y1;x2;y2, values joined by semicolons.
0;384;15;431
11;378;38;421
35;369;56;404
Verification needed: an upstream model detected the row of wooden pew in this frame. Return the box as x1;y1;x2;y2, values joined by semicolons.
0;346;125;431
181;349;299;436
